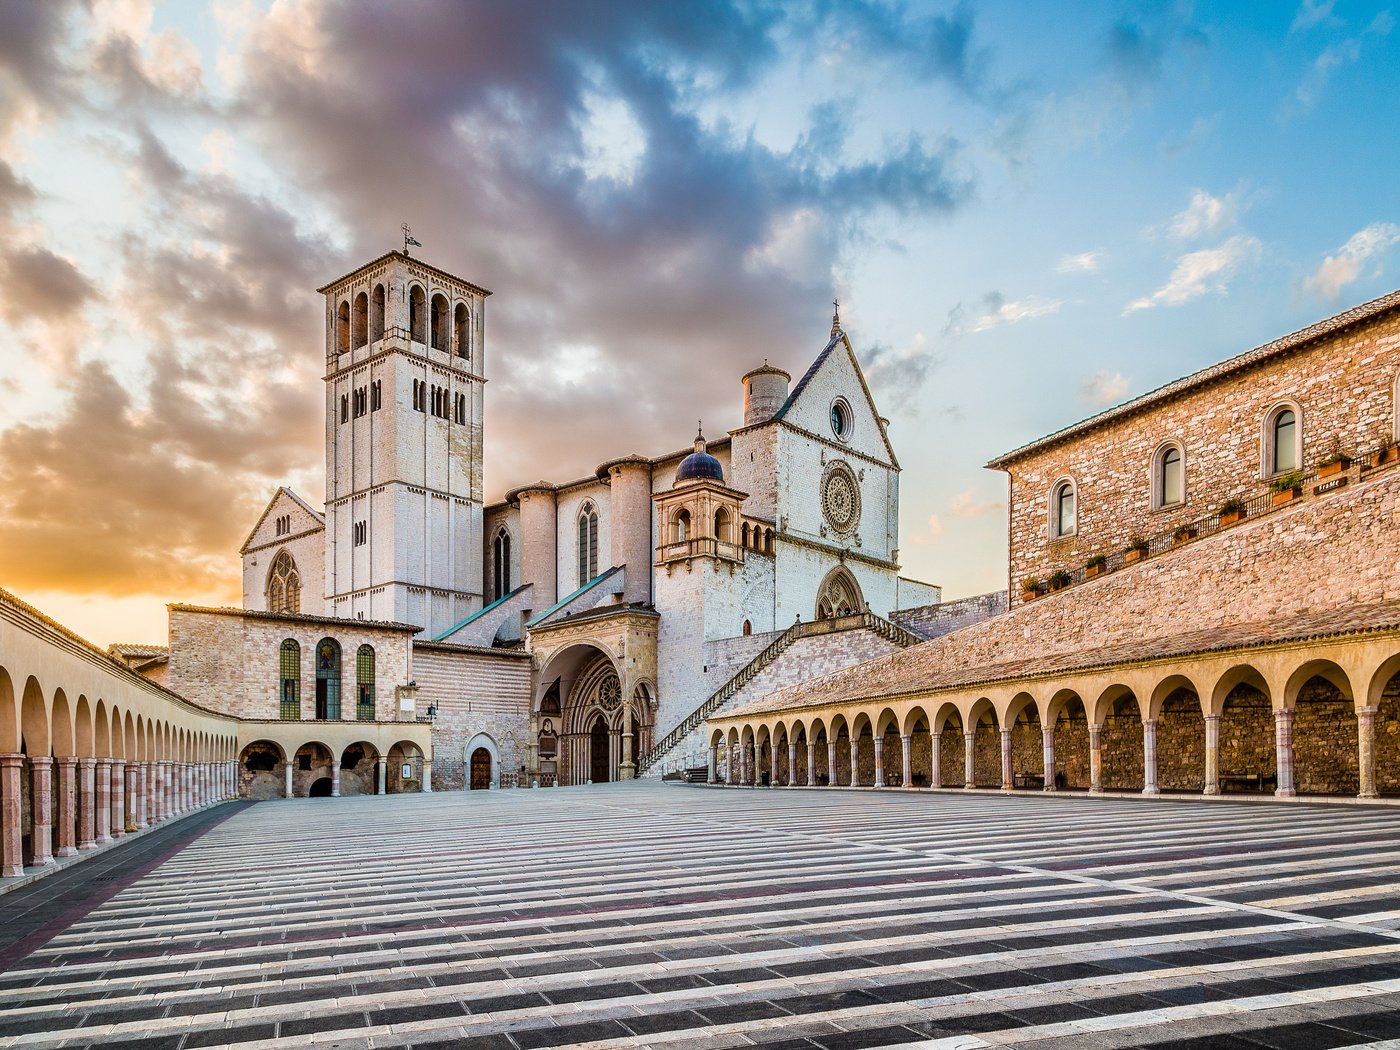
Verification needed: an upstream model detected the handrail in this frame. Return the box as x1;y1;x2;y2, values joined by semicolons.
637;610;923;773
1022;437;1399;599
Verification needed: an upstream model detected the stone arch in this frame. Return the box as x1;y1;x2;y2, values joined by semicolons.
0;666;16;755
1287;659;1357;796
1047;688;1089;790
454;301;471;358
51;689;73;758
336;299;350;353
849;711;874;786
1096;685;1144;792
901;705;932;788
239;739;286;800
815;565;864;620
21;676;49;757
1369;654;1400;796
967;698;1000;788
1006;692;1042;789
430;292;450;350
339;741;380;795
370;282;385;341
465;732;499;790
828;713;852;786
75;695;93;758
1214;665;1274;792
408;283;426;342
352;291;368;348
387;740;425;793
292;741;334;798
930;701;962;787
1152;675;1205;792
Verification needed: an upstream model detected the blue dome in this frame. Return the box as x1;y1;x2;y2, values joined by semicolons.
676;427;724;483
676;450;724;483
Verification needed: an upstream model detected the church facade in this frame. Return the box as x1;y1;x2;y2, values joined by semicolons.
218;250;940;790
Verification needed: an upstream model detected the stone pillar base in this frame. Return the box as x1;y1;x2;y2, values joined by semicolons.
1141;787;1160;796
1202;785;1219;795
618;762;636;781
1275;788;1296;798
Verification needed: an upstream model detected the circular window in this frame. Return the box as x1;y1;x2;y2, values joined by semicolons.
821;464;861;533
830;398;851;439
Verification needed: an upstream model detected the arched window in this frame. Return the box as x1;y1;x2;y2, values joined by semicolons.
279;639;300;720
765;528;774;553
1153;444;1185;508
431;293;449;350
816;567;863;619
409;285;426;343
1265;404;1300;475
352;291;368;349
356;645;375;721
493;527;512;600
315;638;341;720
454;302;470;358
577;503;598;586
741;522;750;548
1050;479;1076;538
714;507;730;543
370;283;385;342
267;550;300;614
742;619;752;636
675;508;691;543
336;300;350;354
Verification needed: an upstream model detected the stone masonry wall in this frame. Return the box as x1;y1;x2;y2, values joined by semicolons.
413;643;532;790
1002;308;1400;599
892;591;1008;641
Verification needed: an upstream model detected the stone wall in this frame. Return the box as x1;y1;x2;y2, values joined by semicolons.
892;591;1008;640
999;306;1400;601
412;642;532;790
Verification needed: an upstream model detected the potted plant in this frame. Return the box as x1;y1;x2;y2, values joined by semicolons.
1020;577;1044;602
1172;523;1197;545
1047;569;1072;592
1125;537;1150;564
1317;451;1352;479
1218;497;1247;527
1085;554;1108;579
1269;469;1306;505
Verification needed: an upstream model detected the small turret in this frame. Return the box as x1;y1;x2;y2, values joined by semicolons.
741;363;790;427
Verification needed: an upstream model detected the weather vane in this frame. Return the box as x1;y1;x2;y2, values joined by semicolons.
402;223;422;256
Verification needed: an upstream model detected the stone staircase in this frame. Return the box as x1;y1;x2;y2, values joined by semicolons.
639;612;922;778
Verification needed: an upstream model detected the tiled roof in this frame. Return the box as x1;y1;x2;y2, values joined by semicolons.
987;287;1400;468
108;643;169;659
720;600;1400;720
168;604;422;634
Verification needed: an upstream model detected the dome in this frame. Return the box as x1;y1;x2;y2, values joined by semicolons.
675;427;724;484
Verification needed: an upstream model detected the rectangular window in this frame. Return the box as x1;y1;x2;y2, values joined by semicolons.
353;521;367;546
340;394;348;423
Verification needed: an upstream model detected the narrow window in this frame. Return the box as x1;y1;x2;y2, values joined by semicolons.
356;645;375;720
1052;481;1076;538
370;283;385;342
352;291;368;348
454;302;470;358
493;527;512;600
279;639;300;720
577;503;598;586
371;380;381;411
431;293;449;350
714;507;729;543
1273;409;1298;473
409;285;426;343
315;638;341;720
340;394;348;423
336;300;350;354
1159;446;1184;506
676;508;691;543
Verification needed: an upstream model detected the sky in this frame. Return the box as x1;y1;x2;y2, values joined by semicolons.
0;0;1397;649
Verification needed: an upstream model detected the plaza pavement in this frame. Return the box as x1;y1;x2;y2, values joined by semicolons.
1;783;1400;1049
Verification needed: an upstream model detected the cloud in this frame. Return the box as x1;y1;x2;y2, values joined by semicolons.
863;332;938;414
1080;371;1130;406
910;512;944;545
972;292;1064;331
1055;251;1101;274
1292;13;1393;111
1124;234;1261;313
1291;0;1338;32
1168;189;1237;240
951;489;1003;517
1302;222;1400;301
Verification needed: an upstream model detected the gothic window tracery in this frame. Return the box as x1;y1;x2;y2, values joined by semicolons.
816;567;863;620
493;527;512;600
577;503;599;586
268;550;301;614
356;645;375;720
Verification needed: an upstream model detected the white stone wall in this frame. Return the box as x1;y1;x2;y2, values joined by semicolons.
241;490;325;614
553;480;612;595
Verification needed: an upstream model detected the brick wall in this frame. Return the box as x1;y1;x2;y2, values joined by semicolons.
998;307;1400;600
412;642;532;790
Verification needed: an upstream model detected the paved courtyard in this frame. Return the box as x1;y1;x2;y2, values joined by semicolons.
1;785;1400;1050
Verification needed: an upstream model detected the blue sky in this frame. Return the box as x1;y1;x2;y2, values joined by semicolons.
0;0;1396;645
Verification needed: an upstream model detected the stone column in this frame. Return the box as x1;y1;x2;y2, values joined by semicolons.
1359;706;1378;799
54;757;78;858
284;761;294;799
807;741;816;786
963;730;975;789
133;762;147;827
1142;720;1159;795
422;758;433;792
1041;726;1056;791
330;760;341;797
94;759;112;844
872;735;885;787
787;742;798;786
1088;724;1103;793
931;732;942;788
827;741;837;786
376;758;387;795
124;762;139;832
77;758;97;848
1275;708;1296;797
901;734;913;788
849;741;860;787
163;761;176;816
182;764;192;812
148;761;162;822
708;744;718;784
1000;728;1013;791
109;761;126;839
1203;714;1220;795
0;755;25;877
30;756;55;867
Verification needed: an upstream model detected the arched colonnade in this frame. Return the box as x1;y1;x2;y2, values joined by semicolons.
708;634;1400;801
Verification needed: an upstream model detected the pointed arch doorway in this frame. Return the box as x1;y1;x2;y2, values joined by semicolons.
590;717;610;784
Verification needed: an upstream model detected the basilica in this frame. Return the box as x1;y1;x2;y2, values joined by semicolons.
171;249;944;792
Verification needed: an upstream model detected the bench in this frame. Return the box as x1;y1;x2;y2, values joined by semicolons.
1219;772;1278;793
1013;773;1044;790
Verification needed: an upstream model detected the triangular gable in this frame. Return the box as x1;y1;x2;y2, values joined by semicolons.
773;332;899;469
239;487;326;554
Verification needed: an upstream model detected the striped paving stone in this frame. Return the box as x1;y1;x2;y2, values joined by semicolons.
0;785;1398;1049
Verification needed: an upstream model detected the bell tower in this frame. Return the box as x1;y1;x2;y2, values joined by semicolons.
319;250;490;635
